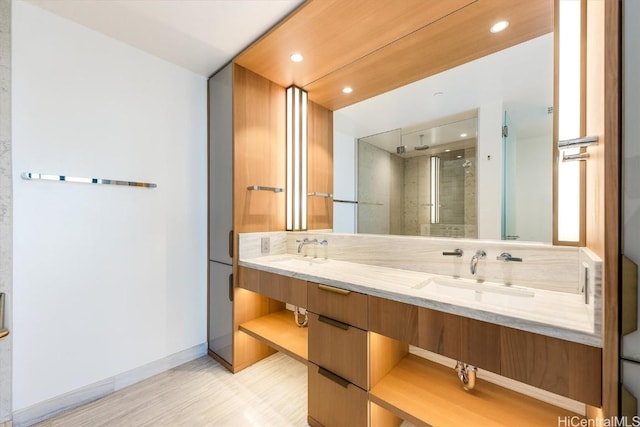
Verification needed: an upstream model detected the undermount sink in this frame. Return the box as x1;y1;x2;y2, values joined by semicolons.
413;275;535;309
270;256;329;269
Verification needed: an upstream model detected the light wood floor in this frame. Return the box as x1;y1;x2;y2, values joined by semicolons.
33;352;309;427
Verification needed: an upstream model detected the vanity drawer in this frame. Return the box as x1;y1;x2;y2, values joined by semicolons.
308;313;368;389
307;282;368;330
237;267;307;307
308;362;368;427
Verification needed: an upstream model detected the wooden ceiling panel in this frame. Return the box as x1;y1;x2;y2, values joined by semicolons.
234;0;553;111
234;0;476;89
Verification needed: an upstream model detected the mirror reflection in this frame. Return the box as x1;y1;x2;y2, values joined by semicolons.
357;117;478;238
333;34;553;243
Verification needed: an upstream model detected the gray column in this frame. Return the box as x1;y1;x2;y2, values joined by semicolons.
0;0;12;423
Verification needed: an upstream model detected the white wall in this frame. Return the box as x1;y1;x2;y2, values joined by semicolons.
476;101;503;240
12;1;206;412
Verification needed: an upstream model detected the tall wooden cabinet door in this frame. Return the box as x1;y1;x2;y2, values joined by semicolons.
209;63;234;265
307;101;333;230
208;64;235;367
233;64;286;233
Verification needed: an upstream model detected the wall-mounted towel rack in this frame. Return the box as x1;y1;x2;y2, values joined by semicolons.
21;172;157;188
558;136;598;149
247;185;284;193
308;192;333;198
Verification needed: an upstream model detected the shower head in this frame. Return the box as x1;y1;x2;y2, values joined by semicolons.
414;134;429;151
462;160;472;168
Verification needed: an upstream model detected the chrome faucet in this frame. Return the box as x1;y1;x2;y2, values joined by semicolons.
470;250;486;275
296;238;317;253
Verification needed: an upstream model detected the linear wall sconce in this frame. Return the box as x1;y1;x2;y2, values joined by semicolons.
286;86;308;231
21;172;157;188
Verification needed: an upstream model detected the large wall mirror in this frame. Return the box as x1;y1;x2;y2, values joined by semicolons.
333;33;554;243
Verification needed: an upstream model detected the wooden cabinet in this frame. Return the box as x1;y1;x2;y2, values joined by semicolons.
500;327;602;406
368;296;419;346
308;282;369;426
238;266;307;307
307;283;368;329
369;295;602;407
308;364;368;427
308;313;368;389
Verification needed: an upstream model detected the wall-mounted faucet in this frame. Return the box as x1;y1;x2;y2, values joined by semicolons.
296;238;317;253
470;250;486;275
496;252;523;262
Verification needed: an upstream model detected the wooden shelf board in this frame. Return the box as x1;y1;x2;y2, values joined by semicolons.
239;310;308;365
369;354;583;427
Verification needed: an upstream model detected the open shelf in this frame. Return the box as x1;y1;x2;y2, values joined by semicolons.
239;309;308;365
369;354;583;427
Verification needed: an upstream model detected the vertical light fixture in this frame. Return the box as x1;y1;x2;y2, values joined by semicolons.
286;86;308;231
555;0;584;244
430;156;440;224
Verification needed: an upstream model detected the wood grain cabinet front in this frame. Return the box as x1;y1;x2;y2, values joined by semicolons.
307;282;368;329
308;313;368;389
238;266;307;307
308;363;369;427
307;282;370;426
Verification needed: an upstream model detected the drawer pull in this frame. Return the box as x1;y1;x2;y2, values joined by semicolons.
319;315;349;330
317;284;351;295
318;366;349;388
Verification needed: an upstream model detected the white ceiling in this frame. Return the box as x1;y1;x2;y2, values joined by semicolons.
26;0;305;76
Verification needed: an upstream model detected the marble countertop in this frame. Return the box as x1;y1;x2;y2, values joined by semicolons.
239;253;601;348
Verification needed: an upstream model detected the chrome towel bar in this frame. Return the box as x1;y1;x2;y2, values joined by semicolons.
308;191;333;198
247;185;284;193
21;172;157;188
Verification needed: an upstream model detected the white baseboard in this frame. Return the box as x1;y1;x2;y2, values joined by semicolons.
13;343;207;427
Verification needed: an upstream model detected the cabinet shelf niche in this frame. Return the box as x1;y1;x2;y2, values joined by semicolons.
369;353;583;427
239;309;308;365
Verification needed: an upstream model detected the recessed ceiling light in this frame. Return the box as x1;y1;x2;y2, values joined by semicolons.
290;53;304;63
457;155;463;159
342;86;353;94
460;133;468;138
490;20;509;33
445;149;451;152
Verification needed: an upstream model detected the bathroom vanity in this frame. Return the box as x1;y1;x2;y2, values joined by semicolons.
235;231;602;426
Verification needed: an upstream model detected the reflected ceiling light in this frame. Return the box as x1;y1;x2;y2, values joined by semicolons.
342;86;353;94
457;155;463;159
460;133;468;138
290;53;304;63
490;20;509;33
